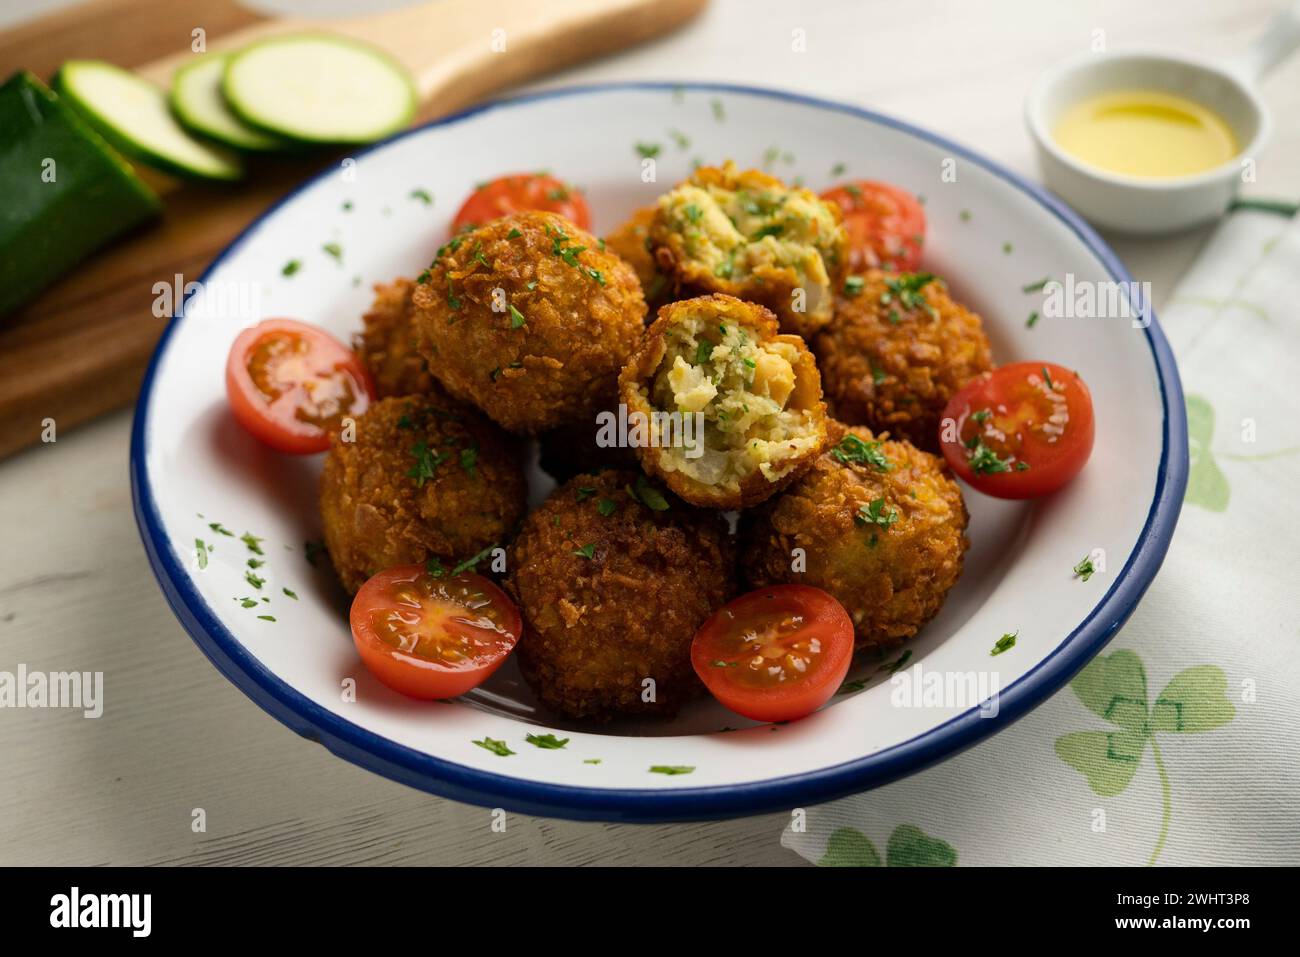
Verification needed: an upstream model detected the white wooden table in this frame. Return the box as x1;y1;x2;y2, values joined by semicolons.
2;0;1297;866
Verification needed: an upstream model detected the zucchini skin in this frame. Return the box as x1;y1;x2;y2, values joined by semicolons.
0;70;161;319
52;61;243;182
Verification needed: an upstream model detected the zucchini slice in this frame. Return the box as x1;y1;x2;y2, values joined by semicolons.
54;59;242;181
171;54;291;152
0;70;161;318
223;33;416;145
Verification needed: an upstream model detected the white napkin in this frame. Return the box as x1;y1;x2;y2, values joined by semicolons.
782;206;1300;866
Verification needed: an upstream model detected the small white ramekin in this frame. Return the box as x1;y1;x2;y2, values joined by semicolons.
1025;4;1300;234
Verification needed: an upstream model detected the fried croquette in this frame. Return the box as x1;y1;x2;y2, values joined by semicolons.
410;211;646;434
604;205;671;312
619;294;829;509
740;424;968;651
505;470;735;720
814;271;992;451
319;395;527;594
353;278;444;399
649;161;849;338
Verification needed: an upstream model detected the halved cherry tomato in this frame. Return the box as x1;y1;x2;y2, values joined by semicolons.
691;585;855;723
938;361;1095;499
350;566;522;700
821;180;926;273
451;172;591;233
225;318;374;454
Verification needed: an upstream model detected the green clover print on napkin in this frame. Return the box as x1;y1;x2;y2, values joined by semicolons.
1054;650;1234;865
1186;395;1229;512
818;824;957;867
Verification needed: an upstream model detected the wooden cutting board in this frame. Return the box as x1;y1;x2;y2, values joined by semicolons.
0;0;707;460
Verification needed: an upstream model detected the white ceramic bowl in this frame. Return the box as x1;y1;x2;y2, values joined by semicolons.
132;83;1187;821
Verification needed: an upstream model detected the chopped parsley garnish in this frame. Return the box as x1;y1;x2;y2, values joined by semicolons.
856;497;899;530
586;267;606;286
883;650;913;674
959;209;972;222
694;339;713;364
583;758;602;765
1041;365;1055;390
245;570;265;590
416;268;431;284
341;200;353;211
459;442;479;476
209;522;234;537
831;161;847;176
473;737;515;757
407;441;449;487
257;615;276;622
1073;556;1096;582
281;259;301;277
710;97;726;121
575;486;597;502
1026;311;1040;328
991;631;1018;656
195;539;209;569
241;532;264;556
832;434;893;471
596;498;618;517
683;203;703;224
546;186;569;201
843;274;865;297
650;765;695;776
247;558;264;569
282;588;298;600
1022;276;1052;293
452;544;496;576
626;474;670;511
967;440;1014;475
971;409;992;424
526;733;569;750
507;227;522;239
409;188;433;205
1002;241;1013;254
752;222;783;239
447;284;462;311
880;273;936;315
837;678;868;694
425;556;446;578
237;597;258;609
635;141;661;159
871;367;887;385
668;128;690;150
321;242;343;264
509;304;526;329
573;543;597;560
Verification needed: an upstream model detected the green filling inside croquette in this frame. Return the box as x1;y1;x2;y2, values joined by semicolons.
647;312;821;491
658;179;839;312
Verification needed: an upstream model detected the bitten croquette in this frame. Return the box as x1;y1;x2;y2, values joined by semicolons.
319;395;527;594
506;470;736;720
814;271;992;451
649;162;849;338
353;278;445;399
740;423;968;651
410;211;646;434
619;294;829;509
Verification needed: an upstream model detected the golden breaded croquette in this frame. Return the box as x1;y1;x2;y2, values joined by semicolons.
740;423;968;651
618;294;829;509
353;278;446;399
319;395;527;594
649;162;849;338
603;205;671;312
505;470;735;720
814;271;992;451
410;211;646;434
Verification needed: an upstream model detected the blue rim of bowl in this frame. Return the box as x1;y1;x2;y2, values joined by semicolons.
130;81;1189;823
